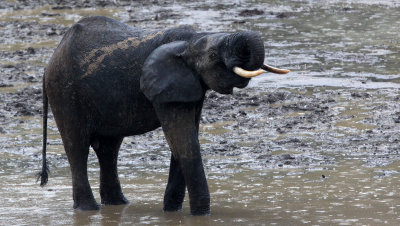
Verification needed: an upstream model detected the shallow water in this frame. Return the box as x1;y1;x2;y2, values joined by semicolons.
1;0;400;225
2;150;400;225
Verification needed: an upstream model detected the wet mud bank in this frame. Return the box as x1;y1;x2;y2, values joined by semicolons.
1;0;400;224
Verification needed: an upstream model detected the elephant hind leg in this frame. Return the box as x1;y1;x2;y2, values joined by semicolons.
51;108;99;210
92;136;129;205
62;134;99;211
48;84;100;210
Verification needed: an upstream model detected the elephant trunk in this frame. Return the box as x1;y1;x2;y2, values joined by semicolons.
224;32;290;78
223;31;265;71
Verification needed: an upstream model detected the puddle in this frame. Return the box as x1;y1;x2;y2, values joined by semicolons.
200;121;236;135
334;100;377;131
335;120;376;131
0;82;33;93
0;5;120;25
0;40;60;52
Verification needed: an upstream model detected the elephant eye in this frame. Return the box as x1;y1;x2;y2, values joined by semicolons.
208;50;219;61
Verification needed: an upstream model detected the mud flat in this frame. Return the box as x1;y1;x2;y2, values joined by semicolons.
1;0;400;225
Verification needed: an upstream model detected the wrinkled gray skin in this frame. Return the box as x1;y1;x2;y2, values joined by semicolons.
39;16;265;215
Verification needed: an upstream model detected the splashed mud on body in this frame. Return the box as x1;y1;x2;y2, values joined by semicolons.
80;31;164;77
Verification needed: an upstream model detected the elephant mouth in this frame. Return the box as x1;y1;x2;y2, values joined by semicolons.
233;64;290;78
235;79;250;89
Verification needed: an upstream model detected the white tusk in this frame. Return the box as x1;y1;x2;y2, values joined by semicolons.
261;64;290;74
233;66;265;78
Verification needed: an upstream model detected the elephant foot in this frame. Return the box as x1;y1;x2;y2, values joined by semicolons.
190;206;210;216
73;201;100;211
163;202;183;212
101;195;129;206
163;194;184;212
190;196;210;216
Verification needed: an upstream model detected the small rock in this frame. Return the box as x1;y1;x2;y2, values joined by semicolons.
233;20;246;24
15;50;24;56
257;154;271;159
0;83;13;87
2;64;15;68
351;92;370;98
239;9;264;17
41;12;61;17
280;154;295;160
51;5;72;10
342;7;353;11
46;28;57;36
276;127;285;134
284;160;292;165
276;12;291;18
26;47;35;54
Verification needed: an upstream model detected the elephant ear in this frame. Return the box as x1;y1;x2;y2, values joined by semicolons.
140;41;204;104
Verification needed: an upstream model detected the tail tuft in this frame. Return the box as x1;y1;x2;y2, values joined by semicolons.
37;164;49;187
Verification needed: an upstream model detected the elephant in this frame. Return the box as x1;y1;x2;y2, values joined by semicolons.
37;16;289;215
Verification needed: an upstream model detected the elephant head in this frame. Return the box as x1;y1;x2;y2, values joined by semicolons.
140;31;289;104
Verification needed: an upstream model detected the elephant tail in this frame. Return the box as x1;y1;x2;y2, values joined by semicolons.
37;74;49;186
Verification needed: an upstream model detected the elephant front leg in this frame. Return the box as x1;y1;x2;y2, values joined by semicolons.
180;155;210;215
155;103;210;216
163;155;186;211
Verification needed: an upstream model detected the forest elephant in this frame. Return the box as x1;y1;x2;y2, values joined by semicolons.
38;16;289;215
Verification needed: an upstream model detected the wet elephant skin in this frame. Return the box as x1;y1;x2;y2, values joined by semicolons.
39;16;265;215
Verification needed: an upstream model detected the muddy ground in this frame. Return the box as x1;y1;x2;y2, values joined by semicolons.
1;0;399;170
0;0;400;224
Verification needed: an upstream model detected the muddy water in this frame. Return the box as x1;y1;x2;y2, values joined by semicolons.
1;0;400;225
2;157;400;225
